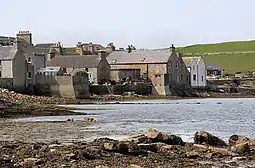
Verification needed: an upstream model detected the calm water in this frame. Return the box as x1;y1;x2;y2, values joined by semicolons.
12;98;255;142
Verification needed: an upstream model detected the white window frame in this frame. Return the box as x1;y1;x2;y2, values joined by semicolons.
27;71;32;79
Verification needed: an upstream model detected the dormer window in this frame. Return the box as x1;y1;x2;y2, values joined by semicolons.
112;59;117;63
141;58;145;62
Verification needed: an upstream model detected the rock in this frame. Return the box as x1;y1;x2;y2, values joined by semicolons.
130;165;142;168
192;144;209;151
138;143;157;152
24;158;43;165
229;135;250;146
230;142;250;154
194;131;228;147
248;140;255;150
157;143;175;153
66;118;74;122
49;144;64;149
185;151;199;159
65;153;76;160
103;142;128;154
146;128;184;145
84;117;96;123
204;153;213;159
232;156;247;161
124;134;148;144
209;146;238;156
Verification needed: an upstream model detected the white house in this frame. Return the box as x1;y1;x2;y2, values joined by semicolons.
183;57;207;87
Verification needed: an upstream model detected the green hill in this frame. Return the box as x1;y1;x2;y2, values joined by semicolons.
174;40;255;74
177;40;255;53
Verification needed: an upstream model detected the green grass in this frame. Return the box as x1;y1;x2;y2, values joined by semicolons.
176;40;255;53
200;53;255;74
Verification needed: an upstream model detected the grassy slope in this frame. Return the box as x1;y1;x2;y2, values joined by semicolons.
175;40;255;74
177;40;255;53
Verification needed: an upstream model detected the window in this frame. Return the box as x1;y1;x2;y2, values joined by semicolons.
193;74;196;81
155;74;161;78
181;75;183;81
176;64;179;69
0;61;1;67
27;72;32;79
27;57;32;63
187;75;189;81
202;76;204;82
0;71;1;77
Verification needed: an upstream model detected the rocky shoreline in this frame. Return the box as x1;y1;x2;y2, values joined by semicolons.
0;129;254;168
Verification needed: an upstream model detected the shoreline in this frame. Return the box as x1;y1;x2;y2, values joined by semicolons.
0;129;253;168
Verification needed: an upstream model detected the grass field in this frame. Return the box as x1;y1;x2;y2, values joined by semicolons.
173;40;255;74
177;40;255;53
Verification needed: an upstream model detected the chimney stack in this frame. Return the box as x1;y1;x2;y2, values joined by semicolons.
88;42;95;54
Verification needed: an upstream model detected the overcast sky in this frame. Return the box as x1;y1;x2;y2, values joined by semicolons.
1;0;255;49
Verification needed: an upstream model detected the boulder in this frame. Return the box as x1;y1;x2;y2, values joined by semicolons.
209;146;238;156
192;144;209;151
229;135;250;146
103;142;128;154
138;143;157;152
230;142;250;154
124;134;148;144
194;131;227;147
146;129;184;145
185;151;199;159
248;140;255;150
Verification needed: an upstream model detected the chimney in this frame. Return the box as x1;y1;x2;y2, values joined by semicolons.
98;51;107;60
88;42;95;54
16;31;32;45
13;38;23;51
75;42;85;55
127;45;132;53
106;42;116;53
170;44;175;51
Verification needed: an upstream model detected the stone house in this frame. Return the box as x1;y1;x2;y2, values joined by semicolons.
107;45;190;95
183;57;207;87
0;40;29;92
206;63;224;78
47;52;110;84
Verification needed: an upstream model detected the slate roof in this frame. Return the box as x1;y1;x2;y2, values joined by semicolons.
34;43;56;49
182;57;202;67
107;50;172;64
47;55;101;68
0;46;17;60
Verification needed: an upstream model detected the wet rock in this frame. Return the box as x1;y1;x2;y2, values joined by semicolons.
124;134;148;144
24;158;43;165
84;117;96;123
192;144;209;151
185;151;199;159
229;135;250;146
138;143;158;152
209;146;238;156
194;131;228;147
146;128;184;145
103;142;128;154
230;142;250;154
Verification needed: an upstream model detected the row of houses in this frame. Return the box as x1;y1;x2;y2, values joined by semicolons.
0;31;224;97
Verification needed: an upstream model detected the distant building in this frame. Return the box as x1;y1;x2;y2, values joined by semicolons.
107;45;190;95
47;51;110;84
206;63;224;78
183;57;207;87
0;40;29;92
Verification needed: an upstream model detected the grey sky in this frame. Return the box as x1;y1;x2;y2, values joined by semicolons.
2;0;255;49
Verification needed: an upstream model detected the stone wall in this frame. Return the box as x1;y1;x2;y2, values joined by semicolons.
90;83;151;95
0;78;13;90
208;78;255;86
35;75;90;99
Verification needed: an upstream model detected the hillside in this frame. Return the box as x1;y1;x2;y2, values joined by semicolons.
177;40;255;54
174;40;255;74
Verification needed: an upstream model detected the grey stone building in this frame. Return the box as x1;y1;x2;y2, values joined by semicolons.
47;51;110;84
107;45;190;95
0;40;29;92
